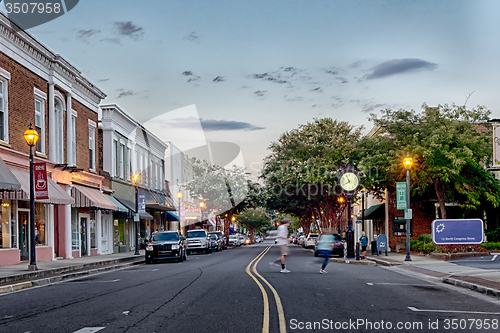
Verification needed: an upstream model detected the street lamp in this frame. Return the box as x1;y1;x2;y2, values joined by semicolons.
403;152;413;261
177;192;182;233
132;173;141;255
24;123;39;271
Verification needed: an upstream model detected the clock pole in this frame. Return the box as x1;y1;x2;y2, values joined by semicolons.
346;194;355;258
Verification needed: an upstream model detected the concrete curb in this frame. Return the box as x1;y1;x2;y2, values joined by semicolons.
365;257;402;266
0;256;143;285
0;259;144;295
443;277;500;298
331;258;376;266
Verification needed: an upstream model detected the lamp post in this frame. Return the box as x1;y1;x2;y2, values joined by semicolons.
24;124;39;271
132;173;141;255
360;188;366;232
177;192;182;233
199;201;205;228
403;152;413;262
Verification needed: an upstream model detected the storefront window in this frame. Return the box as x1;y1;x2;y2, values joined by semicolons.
90;211;96;249
10;201;17;248
35;203;47;246
0;201;10;248
71;209;79;250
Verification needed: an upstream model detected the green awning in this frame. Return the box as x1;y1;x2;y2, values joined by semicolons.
363;203;385;220
106;195;129;212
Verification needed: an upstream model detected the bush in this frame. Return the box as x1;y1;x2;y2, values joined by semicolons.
422;243;436;254
485;228;500;242
418;234;432;243
435;244;487;253
481;242;500;250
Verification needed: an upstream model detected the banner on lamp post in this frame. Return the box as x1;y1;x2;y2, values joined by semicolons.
34;162;48;199
493;123;500;167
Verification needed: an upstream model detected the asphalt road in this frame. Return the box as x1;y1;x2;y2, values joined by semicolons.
1;240;500;333
449;254;500;269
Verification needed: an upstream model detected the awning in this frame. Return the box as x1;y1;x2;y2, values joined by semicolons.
5;168;74;205
72;185;117;210
166;211;179;221
145;189;176;211
0;157;21;191
105;195;128;212
363;203;385;220
114;196;154;220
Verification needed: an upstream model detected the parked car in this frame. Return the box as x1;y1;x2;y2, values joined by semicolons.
239;235;247;245
145;231;186;264
289;235;296;243
303;233;319;249
228;235;241;246
243;237;251;245
208;234;221;252
209;231;227;250
314;234;345;257
297;235;306;246
185;229;211;254
255;236;263;243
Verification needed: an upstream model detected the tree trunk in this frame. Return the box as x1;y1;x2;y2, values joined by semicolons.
434;179;447;219
249;228;255;243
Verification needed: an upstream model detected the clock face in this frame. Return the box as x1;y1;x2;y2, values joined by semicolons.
340;172;359;192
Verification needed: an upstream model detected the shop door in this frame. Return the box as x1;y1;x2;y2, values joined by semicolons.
80;217;87;256
101;217;109;253
18;211;29;261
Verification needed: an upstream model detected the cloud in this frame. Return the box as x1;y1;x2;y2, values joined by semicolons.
100;37;121;45
98;78;110;82
254;90;267;97
117;90;136;98
247;67;310;87
309;87;323;93
76;29;100;42
184;31;200;41
213;76;225;82
366;58;437;79
200;119;265;131
182;71;201;83
114;21;144;40
160;117;264;131
360;103;387;113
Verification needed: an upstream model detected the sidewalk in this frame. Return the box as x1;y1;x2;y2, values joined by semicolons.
0;251;145;293
366;252;500;298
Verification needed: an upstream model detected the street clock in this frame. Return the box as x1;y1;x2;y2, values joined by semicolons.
338;163;360;193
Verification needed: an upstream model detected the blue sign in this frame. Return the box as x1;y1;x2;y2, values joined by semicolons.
432;219;484;245
138;194;146;214
376;234;388;256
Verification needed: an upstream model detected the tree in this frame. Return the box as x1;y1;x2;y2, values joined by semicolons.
261;118;364;232
185;158;249;237
358;104;500;218
236;207;271;242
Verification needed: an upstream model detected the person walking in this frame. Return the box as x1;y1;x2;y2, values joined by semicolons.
271;218;291;273
359;231;368;259
316;233;335;274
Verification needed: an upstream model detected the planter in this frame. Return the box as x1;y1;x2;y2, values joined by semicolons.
430;252;489;261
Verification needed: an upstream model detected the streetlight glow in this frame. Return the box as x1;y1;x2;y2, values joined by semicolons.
177;192;182;199
403;153;413;170
132;173;141;184
23;124;39;147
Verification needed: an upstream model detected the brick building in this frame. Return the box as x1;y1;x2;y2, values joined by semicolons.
0;13;117;266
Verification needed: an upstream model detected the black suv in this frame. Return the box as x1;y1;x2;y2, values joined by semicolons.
208;231;227;250
145;231;187;264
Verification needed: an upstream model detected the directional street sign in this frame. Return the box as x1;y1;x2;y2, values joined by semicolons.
396;182;406;210
404;208;412;220
432;219;484;245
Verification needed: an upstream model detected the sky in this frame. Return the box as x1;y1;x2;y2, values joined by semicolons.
2;0;500;178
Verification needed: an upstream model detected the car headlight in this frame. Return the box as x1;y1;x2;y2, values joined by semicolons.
172;244;179;250
146;245;153;251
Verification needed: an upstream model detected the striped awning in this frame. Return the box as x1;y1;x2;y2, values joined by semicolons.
1;167;74;205
105;195;128;212
0;156;21;191
72;185;117;210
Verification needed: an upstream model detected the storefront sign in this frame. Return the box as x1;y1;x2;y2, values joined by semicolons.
34;162;48;199
432;219;484;244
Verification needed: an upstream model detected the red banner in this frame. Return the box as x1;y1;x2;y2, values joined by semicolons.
34;162;49;200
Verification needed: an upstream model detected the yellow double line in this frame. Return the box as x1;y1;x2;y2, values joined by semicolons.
245;245;287;333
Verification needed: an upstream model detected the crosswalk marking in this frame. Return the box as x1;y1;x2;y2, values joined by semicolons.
73;328;105;333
